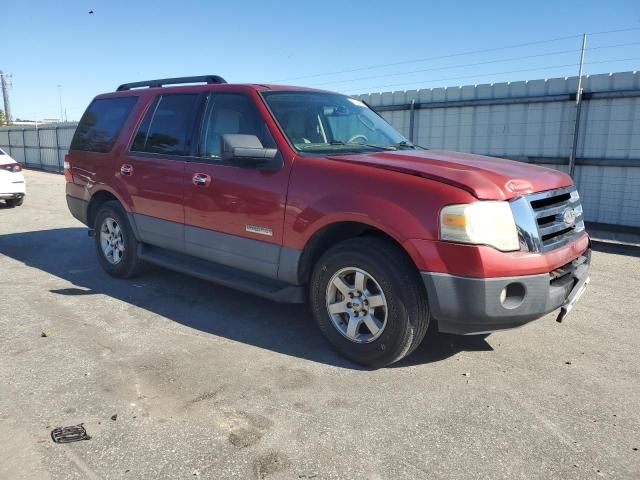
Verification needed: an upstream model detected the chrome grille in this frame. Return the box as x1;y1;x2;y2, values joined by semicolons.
511;186;585;253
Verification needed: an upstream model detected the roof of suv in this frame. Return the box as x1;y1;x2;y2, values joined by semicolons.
96;76;330;100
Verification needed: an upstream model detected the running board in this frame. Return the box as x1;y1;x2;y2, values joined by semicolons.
137;244;305;303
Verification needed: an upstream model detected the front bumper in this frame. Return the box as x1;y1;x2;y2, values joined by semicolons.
0;192;25;199
421;249;591;334
0;172;26;196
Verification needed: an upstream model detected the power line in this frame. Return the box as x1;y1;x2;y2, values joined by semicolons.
311;41;640;88
588;41;640;50
311;49;580;87
346;56;640;94
270;26;640;84
268;34;583;83
588;26;640;36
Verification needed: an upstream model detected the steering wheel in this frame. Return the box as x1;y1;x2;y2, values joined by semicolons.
347;134;369;144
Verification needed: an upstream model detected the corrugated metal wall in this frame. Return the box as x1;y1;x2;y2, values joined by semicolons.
356;71;640;239
0;123;76;172
1;72;638;239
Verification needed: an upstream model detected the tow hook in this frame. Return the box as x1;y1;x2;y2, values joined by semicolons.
88;229;96;237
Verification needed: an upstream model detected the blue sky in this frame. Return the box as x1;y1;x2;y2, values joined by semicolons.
4;0;640;120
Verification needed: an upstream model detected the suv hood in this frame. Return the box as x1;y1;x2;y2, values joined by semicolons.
332;149;573;200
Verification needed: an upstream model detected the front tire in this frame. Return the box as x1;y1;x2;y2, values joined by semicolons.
309;237;430;367
5;197;24;207
94;201;145;278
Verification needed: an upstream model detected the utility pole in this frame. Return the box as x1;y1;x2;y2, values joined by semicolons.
0;71;12;125
568;33;587;178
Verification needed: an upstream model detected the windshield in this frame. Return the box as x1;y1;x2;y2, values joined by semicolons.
262;91;414;154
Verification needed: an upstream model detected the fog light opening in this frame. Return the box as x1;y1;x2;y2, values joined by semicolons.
500;283;526;309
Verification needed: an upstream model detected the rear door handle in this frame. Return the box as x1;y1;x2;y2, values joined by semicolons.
192;173;211;187
120;164;133;176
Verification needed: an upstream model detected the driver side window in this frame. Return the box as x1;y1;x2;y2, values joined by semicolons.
199;93;275;160
324;109;388;145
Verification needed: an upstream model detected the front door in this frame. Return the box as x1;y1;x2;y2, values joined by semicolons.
121;93;201;252
183;92;290;279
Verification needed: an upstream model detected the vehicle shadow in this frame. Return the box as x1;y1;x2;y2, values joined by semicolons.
0;227;491;369
392;327;492;368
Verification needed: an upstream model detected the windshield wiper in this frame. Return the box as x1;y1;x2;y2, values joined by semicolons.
329;140;396;151
389;140;419;150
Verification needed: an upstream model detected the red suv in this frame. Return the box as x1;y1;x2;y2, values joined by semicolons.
66;75;591;367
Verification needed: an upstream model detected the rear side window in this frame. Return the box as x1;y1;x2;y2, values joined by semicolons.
131;94;200;156
70;97;137;153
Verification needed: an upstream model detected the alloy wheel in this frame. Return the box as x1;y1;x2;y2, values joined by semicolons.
325;267;388;343
100;216;125;265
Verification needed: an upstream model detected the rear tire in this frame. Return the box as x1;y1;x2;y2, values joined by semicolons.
5;197;24;207
309;237;430;368
94;201;145;278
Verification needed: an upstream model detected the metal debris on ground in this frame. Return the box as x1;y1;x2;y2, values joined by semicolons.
111;414;117;421
51;424;91;443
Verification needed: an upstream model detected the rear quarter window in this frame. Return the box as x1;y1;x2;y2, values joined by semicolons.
70;97;138;153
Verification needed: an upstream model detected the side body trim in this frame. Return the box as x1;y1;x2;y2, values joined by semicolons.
119;212;304;285
185;224;281;279
133;213;185;253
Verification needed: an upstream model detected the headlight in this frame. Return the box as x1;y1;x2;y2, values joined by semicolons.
440;201;519;251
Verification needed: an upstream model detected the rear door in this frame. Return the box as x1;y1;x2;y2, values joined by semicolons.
121;93;202;252
183;91;291;279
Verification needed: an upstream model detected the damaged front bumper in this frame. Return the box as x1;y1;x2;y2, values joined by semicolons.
421;249;591;335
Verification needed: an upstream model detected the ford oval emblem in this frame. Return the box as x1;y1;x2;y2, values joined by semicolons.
563;207;577;226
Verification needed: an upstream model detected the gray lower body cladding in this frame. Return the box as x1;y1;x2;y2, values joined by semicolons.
421;250;591;334
65;194;304;292
128;213;302;284
66;195;89;225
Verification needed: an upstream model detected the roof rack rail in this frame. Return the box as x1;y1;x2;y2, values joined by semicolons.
116;75;227;91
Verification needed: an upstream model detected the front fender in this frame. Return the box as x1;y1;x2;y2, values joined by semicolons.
292;192;428;247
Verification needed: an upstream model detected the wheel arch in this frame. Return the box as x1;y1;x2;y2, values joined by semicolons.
87;190;123;229
295;220;420;285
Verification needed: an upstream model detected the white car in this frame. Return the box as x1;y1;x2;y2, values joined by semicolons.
0;147;26;207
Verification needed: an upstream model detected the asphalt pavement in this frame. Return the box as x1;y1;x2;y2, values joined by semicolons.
0;170;638;479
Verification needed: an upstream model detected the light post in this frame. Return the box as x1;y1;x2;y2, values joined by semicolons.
57;85;64;122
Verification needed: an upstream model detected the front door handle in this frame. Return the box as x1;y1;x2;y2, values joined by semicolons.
192;173;211;187
120;164;133;176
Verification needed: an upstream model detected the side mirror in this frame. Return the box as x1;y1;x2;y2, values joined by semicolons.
220;134;282;171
